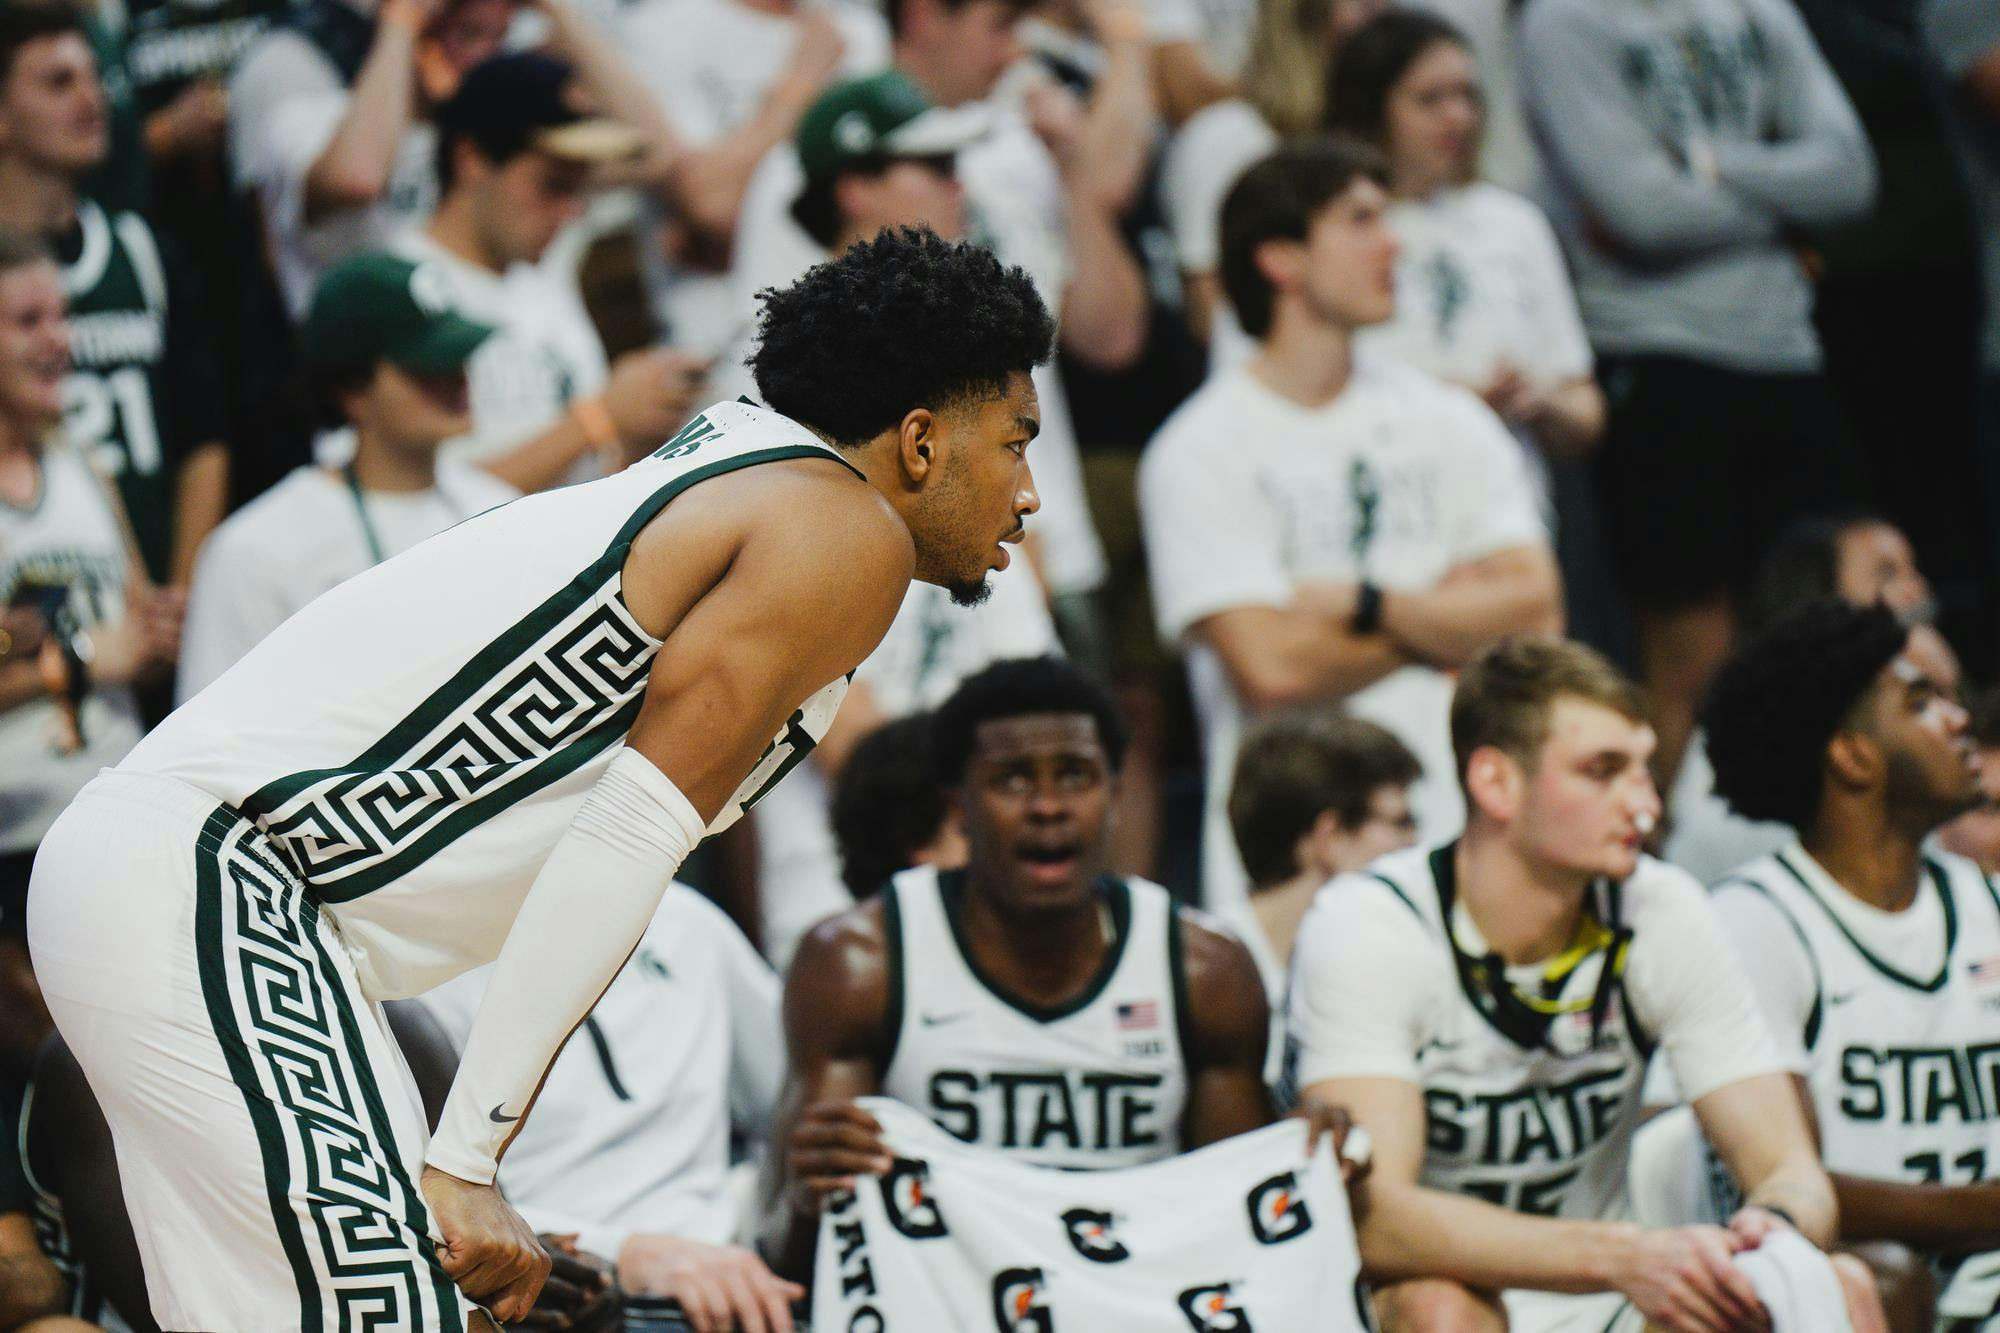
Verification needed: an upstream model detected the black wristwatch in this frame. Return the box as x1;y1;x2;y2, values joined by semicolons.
1351;581;1384;635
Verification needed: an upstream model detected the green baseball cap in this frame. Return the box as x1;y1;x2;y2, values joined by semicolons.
300;253;496;375
795;70;989;183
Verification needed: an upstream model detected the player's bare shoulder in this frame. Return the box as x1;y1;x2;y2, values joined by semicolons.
1174;905;1273;1050
783;896;896;1058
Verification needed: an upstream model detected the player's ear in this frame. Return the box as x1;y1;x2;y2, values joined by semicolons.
1464;746;1522;824
1826;729;1879;792
897;407;942;485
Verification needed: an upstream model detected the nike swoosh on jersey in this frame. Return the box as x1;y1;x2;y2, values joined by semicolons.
920;1012;970;1027
489;1103;521;1124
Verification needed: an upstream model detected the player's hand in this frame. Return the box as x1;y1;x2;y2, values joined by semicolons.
788;1100;893;1215
421;1165;552;1324
503;1234;618;1332
1290;1097;1372;1186
600;347;708;460
1616;1224;1770;1333
619;1235;805;1333
148;79;229;159
1725;1205;1793;1248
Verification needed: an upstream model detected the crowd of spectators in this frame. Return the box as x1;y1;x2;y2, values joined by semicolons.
1;0;1997;1322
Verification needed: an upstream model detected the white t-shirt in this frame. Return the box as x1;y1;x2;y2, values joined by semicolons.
0;443;142;854
392;230;609;478
177;461;518;702
1288;844;1787;1221
421;884;783;1258
620;0;890;355
1358;183;1592;392
1139;359;1547;912
1142;0;1258;80
726;105;1107;597
229;27;440;319
1157;98;1275;276
756;557;1057;970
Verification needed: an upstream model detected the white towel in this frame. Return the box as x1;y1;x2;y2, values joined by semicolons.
1734;1230;1852;1333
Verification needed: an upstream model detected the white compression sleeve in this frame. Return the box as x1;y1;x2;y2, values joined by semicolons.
426;748;706;1185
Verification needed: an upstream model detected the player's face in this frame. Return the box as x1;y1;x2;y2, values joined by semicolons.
1325;783;1419;874
841;157;966;242
913;371;1040;606
1296;179;1399;330
958;712;1116;914
925;0;1025;104
1382;39;1481;196
1938;744;2000;875
481;150;591;265
360;361;473;447
0;260;69;425
1836;521;1934;623
0;34;108;176
1513;698;1661;881
1864;652;1979;823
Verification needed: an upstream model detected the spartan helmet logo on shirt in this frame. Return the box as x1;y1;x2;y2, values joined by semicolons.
991;1267;1055;1333
1059;1207;1130;1264
406;262;454;317
879;1156;949;1240
1244;1171;1314;1246
1177;1281;1254;1332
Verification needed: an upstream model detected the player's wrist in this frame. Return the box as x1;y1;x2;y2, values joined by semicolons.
1590;1221;1649;1295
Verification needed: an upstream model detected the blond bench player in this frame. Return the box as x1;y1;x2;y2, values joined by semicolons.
25;227;1054;1333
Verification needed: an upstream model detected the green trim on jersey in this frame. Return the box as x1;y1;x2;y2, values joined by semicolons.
881;880;907;1071
240;443;852;902
936;869;1135;1024
1714;874;1826;1051
1774;848;1958;993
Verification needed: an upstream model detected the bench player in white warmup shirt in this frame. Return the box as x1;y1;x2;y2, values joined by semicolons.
1289;636;1881;1333
762;657;1355;1281
1705;601;2000;1331
25;228;1056;1333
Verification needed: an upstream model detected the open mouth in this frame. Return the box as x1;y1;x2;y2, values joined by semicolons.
1016;842;1081;882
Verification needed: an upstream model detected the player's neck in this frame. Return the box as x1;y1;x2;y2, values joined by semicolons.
959;877;1111;1003
1455;823;1593;966
425;203;504;275
348;431;440;493
1250;872;1322;968
0;159;77;237
1804;800;1927;913
0;422;40;506
1248;310;1353;409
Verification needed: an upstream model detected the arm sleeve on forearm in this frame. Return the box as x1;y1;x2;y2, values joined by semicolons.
426;748;706;1185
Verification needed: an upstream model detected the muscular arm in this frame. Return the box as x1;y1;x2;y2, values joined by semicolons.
757;903;895;1282
1178;913;1277;1148
1302;1074;1641;1291
1380;546;1563;670
1191;591;1411;713
1692;1072;1838;1249
304;10;421;222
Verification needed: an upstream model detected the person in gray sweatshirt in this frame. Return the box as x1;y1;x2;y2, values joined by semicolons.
1519;0;1877;802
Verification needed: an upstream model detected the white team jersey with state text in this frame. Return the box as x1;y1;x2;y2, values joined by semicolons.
881;864;1189;1169
122;401;854;998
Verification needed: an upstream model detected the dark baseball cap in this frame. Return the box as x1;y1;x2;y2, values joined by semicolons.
795;71;988;183
300;253;495;375
433;51;643;166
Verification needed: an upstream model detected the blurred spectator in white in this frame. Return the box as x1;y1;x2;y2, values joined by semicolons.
1327;10;1601;470
1669;511;1959;884
1223;708;1419;1003
1155;0;1384;347
422;884;800;1328
1519;0;1878;800
177;253;514;699
1140;140;1558;913
398;51;705;492
1939;686;2000;875
619;0;887;358
728;49;1129;616
1396;0;1535;191
0;3;228;593
0;230;174;895
231;0;666;321
1922;0;2000;585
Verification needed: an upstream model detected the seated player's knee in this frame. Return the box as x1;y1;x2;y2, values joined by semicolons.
1373;1278;1510;1333
1841;1241;1934;1333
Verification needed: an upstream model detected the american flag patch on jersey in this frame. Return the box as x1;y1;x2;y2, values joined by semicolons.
1116;1001;1158;1030
1969;955;2000;986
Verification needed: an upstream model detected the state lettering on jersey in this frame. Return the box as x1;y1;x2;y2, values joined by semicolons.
1424;1065;1628;1215
928;1069;1166;1154
1837;1042;2000;1128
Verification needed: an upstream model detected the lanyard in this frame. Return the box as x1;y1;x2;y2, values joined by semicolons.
343;464;466;569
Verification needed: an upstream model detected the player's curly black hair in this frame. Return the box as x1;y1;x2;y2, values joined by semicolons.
831;713;950;898
747;227;1055;445
1704;599;1909;833
930;657;1129;785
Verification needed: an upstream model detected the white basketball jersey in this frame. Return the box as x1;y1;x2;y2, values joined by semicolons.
1721;846;2000;1197
881;864;1190;1169
123;400;855;998
1353;845;1654;1221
